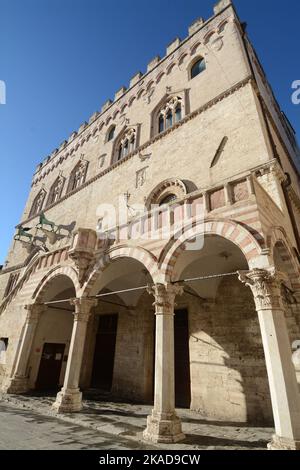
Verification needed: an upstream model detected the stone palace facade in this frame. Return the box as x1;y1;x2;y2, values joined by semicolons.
0;0;300;449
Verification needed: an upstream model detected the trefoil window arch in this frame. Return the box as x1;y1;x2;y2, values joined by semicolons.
158;96;182;134
46;176;65;207
29;189;47;218
117;128;137;162
67;160;89;194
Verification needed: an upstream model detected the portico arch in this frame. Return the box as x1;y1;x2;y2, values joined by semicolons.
159;218;262;282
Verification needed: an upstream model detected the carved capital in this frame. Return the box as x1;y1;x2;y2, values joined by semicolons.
147;283;184;315
24;303;45;323
69;228;97;286
238;268;283;311
70;297;98;322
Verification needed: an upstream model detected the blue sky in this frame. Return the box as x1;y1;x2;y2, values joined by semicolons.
0;0;299;265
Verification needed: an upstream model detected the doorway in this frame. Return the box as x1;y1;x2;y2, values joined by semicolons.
174;309;191;408
36;343;65;391
91;314;118;391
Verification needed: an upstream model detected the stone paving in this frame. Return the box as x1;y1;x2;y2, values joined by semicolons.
0;392;274;450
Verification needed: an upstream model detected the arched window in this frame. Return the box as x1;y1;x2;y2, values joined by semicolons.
191;58;206;79
175;105;182;123
116;128;137;162
67;160;89;194
107;125;116;142
159;194;177;206
46;176;65;207
29;189;46;218
159;115;164;134
158;97;182;134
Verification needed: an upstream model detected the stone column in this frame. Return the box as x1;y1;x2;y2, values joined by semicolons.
239;268;300;450
4;303;44;394
143;283;185;443
53;297;97;413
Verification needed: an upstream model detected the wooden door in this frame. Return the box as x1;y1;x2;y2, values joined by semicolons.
174;309;191;408
91;314;118;391
36;343;65;391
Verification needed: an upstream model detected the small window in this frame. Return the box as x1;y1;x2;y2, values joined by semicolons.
107;126;115;142
159;194;177;206
175;105;182;123
159;115;164;134
191;58;206;79
0;338;8;364
166;111;173;129
123;140;129;157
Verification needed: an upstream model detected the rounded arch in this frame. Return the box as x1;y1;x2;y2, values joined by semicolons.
106;124;116;143
268;227;300;289
83;245;159;297
188;55;206;80
144;178;188;210
190;41;201;56
32;265;81;303
159;219;262;282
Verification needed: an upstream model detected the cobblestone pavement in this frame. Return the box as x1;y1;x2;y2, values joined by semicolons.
0;392;274;450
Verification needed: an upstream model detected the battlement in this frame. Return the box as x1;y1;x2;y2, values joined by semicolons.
34;0;235;176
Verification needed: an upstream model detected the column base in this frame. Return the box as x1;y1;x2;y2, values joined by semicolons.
2;376;30;394
143;411;185;444
268;434;300;450
52;388;83;413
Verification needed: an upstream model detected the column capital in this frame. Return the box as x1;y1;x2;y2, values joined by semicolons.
238;268;284;311
24;303;45;323
70;297;98;321
147;283;184;315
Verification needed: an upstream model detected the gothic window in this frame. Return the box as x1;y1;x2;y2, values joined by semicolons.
116;128;137;162
46;176;65;207
158;97;182;134
29;189;46;218
67;160;89;194
190;57;206;79
107;125;116;142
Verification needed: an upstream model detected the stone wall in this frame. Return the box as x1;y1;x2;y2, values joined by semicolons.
183;277;273;424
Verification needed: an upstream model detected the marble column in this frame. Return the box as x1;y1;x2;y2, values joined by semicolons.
53;297;97;413
239;268;300;450
143;283;185;443
4;303;44;394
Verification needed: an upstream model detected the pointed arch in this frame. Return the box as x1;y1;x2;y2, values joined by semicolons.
159;219;262;282
111;126;138;164
29;189;47;218
46;176;65;207
66;160;89;194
